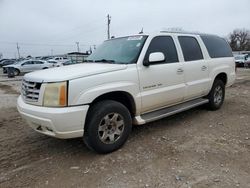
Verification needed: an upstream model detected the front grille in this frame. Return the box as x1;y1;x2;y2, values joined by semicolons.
21;80;42;102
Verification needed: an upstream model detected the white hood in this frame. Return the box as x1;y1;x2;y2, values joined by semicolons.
24;63;127;82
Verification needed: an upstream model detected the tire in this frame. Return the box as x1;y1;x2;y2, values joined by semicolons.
84;100;132;154
206;79;225;110
14;69;20;76
43;67;48;69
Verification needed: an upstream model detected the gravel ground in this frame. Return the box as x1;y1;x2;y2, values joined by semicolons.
0;69;249;188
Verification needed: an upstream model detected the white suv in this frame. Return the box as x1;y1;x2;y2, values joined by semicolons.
17;32;236;153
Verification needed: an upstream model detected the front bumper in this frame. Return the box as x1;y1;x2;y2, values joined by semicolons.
17;96;89;139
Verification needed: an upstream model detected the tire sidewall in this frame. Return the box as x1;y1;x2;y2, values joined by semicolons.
84;100;132;154
14;69;20;76
208;79;225;110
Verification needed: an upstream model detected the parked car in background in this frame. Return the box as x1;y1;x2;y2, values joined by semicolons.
244;57;250;68
3;60;54;75
234;54;248;67
47;60;62;67
0;59;16;67
48;57;68;67
47;60;58;67
53;56;68;61
0;59;8;65
62;60;79;66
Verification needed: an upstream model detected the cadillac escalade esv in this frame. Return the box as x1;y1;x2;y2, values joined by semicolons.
17;31;236;153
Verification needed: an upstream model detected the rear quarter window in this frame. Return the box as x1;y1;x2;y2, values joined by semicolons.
201;35;233;58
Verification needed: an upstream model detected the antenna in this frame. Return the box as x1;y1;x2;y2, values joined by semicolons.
139;28;144;34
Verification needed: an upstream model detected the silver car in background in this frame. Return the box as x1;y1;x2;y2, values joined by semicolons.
3;60;54;76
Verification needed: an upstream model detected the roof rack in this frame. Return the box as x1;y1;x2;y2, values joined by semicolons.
159;30;208;36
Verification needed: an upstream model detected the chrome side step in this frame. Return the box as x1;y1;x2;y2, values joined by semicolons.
134;98;209;125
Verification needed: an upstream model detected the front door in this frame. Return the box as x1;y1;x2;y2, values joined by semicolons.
138;36;185;113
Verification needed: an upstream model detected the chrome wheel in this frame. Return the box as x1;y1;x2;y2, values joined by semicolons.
98;113;124;144
214;85;223;105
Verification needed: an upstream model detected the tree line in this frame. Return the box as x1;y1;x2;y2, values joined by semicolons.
228;29;250;51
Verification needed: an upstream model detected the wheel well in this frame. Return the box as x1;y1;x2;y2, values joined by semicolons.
91;91;136;116
215;73;227;85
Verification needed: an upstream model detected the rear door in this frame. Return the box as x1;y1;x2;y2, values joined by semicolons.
33;61;44;70
178;36;209;100
138;35;185;113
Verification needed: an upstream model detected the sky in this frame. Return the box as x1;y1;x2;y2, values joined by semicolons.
0;0;249;58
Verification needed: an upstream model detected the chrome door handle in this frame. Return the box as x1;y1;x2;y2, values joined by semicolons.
201;66;207;71
177;68;184;74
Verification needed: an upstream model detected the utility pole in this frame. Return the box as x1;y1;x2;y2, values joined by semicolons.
76;42;80;52
16;43;20;59
89;46;92;54
107;14;111;40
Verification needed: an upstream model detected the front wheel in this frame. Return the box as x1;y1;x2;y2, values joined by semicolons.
84;100;132;154
207;79;225;110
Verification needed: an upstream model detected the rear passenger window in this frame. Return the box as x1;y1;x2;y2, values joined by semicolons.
178;36;203;61
145;36;179;64
201;35;233;58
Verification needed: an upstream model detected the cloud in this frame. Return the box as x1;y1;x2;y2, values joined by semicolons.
0;0;249;58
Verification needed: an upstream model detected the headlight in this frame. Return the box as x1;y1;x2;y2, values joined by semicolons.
43;81;67;107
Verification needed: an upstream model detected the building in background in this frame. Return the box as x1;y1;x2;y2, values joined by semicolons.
67;52;90;63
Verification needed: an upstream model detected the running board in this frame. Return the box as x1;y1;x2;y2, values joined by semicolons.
134;98;209;125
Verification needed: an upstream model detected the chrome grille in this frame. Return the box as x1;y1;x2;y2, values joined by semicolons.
21;80;42;102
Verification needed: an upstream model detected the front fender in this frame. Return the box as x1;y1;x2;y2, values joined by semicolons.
69;81;141;113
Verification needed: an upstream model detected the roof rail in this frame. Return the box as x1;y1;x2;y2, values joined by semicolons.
159;30;207;35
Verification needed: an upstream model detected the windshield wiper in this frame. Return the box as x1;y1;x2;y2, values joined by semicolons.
94;59;116;63
84;60;94;62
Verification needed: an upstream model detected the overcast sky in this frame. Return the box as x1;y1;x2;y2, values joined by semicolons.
0;0;249;58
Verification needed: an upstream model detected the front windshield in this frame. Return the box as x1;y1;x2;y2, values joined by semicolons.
86;35;147;64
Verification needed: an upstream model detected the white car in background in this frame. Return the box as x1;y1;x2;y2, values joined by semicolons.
48;57;68;67
3;60;54;75
234;54;248;67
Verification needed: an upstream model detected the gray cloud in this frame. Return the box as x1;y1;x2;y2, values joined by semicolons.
0;0;249;58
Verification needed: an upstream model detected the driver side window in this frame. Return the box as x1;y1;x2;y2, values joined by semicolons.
144;36;179;64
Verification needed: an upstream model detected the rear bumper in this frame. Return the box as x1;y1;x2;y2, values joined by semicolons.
17;96;89;139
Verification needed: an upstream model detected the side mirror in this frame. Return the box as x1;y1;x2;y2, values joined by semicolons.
143;52;165;66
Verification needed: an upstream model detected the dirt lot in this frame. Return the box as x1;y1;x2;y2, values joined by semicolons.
0;69;249;188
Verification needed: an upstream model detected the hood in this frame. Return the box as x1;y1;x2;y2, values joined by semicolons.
24;63;128;82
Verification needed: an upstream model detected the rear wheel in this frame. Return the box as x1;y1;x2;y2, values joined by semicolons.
14;69;20;76
207;79;225;110
84;100;132;154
